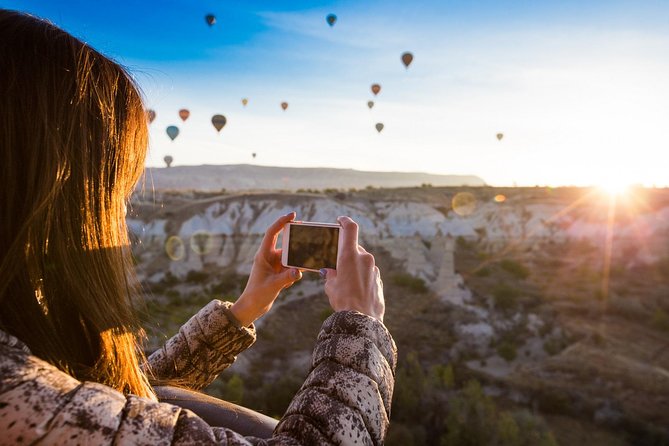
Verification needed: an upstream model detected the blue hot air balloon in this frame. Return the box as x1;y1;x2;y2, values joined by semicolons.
166;125;179;141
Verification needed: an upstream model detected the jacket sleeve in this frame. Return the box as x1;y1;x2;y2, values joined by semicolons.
0;310;396;445
269;311;397;446
146;300;256;390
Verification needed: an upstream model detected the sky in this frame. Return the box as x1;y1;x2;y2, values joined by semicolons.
6;0;669;187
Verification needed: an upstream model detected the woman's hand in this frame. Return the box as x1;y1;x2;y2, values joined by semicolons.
230;212;302;326
321;216;385;322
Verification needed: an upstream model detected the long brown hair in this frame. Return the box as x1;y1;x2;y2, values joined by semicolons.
0;10;154;398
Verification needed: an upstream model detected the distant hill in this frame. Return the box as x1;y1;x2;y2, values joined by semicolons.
141;164;486;191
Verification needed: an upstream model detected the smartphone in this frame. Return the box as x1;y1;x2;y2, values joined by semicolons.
281;221;340;272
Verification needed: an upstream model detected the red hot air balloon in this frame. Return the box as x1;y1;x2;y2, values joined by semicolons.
205;14;216;26
371;84;381;96
179;109;190;121
211;114;227;132
281;102;288;111
401;52;414;68
147;109;156;123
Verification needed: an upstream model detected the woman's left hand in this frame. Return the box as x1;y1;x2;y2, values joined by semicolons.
230;212;302;326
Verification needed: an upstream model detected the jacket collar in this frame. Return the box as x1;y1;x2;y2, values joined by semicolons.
0;329;32;354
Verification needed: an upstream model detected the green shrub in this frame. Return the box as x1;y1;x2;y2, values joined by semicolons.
543;337;567;356
429;364;455;390
497;342;517;362
220;374;244;404
210;272;246;295
499;259;530;280
652;308;669;332
319;307;334;322
185;269;209;283
391;273;428;294
441;380;557;446
493;285;519;311
475;267;491;277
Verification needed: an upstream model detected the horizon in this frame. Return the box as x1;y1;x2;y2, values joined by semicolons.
144;163;669;191
8;1;669;188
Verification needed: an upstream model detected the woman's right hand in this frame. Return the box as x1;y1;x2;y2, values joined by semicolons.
321;216;385;322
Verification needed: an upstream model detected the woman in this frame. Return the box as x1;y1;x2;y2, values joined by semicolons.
0;9;396;445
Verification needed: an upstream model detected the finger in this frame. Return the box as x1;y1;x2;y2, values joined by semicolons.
279;268;302;288
337;216;359;254
260;212;296;253
374;266;383;285
320;268;336;281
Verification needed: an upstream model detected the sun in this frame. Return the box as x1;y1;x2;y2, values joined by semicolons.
597;178;631;197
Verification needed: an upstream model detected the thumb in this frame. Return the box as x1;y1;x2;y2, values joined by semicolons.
279;268;302;287
320;268;336;281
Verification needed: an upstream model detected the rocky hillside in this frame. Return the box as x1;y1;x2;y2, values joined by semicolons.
130;186;669;444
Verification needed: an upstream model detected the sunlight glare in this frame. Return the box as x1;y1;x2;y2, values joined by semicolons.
597;178;630;197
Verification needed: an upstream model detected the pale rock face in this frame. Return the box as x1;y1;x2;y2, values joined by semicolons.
130;194;669;291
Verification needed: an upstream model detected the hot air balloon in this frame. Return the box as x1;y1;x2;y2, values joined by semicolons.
179;109;190;121
401;52;414;68
252;152;256;159
164;155;173;168
147;109;156;123
281;102;288;111
166;126;179;141
326;14;337;27
367;101;374;109
375;123;384;133
241;98;248;107
496;133;504;141
205;14;216;26
211;114;227;132
371;84;381;96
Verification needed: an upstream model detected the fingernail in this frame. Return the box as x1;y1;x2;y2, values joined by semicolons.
291;269;299;278
319;268;327;279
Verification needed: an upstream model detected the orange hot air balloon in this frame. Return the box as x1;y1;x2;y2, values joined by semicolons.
281;102;288;111
147;109;156;123
164;155;173;168
367;100;374;109
211;114;227;132
496;133;504;141
241;98;248;107
371;84;381;96
401;52;414;68
179;109;190;121
375;123;384;133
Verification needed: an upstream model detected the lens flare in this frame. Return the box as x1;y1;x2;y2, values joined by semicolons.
165;236;185;261
452;192;477;216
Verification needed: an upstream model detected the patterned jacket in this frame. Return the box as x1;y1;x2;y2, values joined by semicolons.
0;300;397;445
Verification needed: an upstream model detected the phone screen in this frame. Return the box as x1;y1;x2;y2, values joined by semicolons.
287;224;339;270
